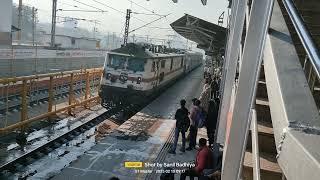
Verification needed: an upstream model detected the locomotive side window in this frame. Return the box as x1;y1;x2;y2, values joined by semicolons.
161;60;165;68
180;58;184;67
128;57;145;72
170;58;173;70
151;61;156;72
107;55;112;66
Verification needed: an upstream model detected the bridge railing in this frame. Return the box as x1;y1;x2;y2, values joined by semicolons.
0;68;102;134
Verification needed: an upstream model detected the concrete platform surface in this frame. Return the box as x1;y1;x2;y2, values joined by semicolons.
52;67;204;180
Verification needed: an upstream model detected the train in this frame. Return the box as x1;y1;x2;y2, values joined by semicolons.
99;43;202;106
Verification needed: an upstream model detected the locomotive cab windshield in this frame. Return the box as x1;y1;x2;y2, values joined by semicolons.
107;54;145;72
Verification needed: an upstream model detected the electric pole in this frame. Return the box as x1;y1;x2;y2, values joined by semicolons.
93;20;98;38
132;34;135;43
107;32;110;50
113;32;115;49
32;7;37;46
17;0;22;42
123;9;132;46
50;0;57;48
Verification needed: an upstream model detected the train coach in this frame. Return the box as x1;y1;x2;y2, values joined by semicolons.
99;43;202;106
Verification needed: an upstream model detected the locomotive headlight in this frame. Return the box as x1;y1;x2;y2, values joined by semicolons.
119;74;128;84
137;77;142;84
106;73;111;79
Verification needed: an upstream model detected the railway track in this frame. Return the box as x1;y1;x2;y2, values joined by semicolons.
0;103;133;174
0;68;172;178
0;98;149;178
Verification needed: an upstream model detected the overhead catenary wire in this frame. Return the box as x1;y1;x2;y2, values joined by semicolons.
57;9;107;13
146;26;173;30
56;15;99;23
73;0;106;13
132;12;164;16
91;0;125;14
127;0;155;14
59;2;86;10
129;14;171;33
91;0;147;23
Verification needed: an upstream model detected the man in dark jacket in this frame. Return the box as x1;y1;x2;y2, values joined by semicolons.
169;99;190;154
211;77;219;99
205;99;219;148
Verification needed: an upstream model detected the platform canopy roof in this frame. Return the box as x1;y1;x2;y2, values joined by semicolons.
170;14;227;56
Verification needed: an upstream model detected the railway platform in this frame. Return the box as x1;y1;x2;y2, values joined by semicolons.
51;66;204;179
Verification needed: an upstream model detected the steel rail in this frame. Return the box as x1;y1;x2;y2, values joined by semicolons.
0;106;119;173
282;0;320;78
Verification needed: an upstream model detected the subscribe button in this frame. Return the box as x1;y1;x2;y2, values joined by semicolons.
124;161;143;168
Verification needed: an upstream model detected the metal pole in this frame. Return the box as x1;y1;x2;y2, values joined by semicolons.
123;9;132;46
50;0;57;48
113;32;115;49
68;73;74;115
216;0;247;145
250;109;261;180
32;7;35;47
132;34;135;43
21;80;28;124
221;0;274;179
107;32;110;50
17;0;22;42
85;72;90;107
282;0;320;79
48;76;53;118
93;20;97;38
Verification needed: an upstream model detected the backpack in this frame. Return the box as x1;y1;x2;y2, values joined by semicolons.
196;108;206;128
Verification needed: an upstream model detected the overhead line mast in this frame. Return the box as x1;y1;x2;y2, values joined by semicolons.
50;0;57;48
123;9;132;46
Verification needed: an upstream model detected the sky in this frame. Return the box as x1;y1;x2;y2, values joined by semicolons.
13;0;229;47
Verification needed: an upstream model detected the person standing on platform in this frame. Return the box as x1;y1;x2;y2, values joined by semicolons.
186;99;201;151
204;66;210;78
211;77;219;99
199;78;211;114
169;99;190;154
205;99;219;148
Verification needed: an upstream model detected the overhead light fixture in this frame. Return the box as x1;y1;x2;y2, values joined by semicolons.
172;0;178;3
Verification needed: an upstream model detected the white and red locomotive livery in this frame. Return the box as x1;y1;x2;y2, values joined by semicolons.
99;44;202;105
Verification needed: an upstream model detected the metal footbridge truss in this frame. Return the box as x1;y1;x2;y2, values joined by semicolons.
214;0;320;179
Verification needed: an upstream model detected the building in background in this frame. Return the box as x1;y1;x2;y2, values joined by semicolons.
63;17;78;29
38;33;100;49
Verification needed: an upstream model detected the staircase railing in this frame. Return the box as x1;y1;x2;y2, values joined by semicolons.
282;0;320;78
